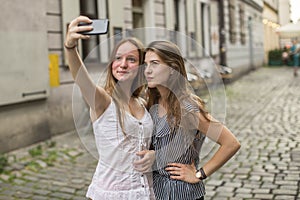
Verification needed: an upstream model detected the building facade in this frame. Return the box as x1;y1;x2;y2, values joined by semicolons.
0;0;264;152
277;0;292;48
262;0;280;64
222;0;265;75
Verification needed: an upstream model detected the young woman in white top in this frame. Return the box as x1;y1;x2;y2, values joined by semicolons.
64;16;155;200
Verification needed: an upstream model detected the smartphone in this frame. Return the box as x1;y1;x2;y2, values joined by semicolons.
78;19;109;35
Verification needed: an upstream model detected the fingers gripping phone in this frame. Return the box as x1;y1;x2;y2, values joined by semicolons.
78;19;109;35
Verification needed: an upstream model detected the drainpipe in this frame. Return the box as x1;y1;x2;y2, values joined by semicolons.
219;0;226;66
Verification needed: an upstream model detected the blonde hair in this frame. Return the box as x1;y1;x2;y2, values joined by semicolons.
104;37;146;134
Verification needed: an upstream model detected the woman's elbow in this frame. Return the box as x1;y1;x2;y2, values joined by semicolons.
231;139;241;153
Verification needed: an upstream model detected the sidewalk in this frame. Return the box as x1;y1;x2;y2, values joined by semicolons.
0;66;299;200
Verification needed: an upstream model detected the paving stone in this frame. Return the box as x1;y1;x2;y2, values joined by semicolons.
1;189;19;197
274;180;298;186
243;182;261;189
13;191;32;198
272;188;298;195
252;188;271;194
249;175;261;181
0;195;14;200
58;187;76;194
215;191;233;198
261;182;279;189
274;195;296;200
73;196;89;200
280;185;298;191
70;178;85;184
235;187;252;194
216;186;235;193
0;174;10;182
206;180;224;186
50;192;74;199
31;196;48;200
205;190;216;198
75;188;88;196
223;182;242;188
33;189;51;196
254;193;274;199
234;193;253;198
261;176;274;182
13;179;26;185
22;175;39;182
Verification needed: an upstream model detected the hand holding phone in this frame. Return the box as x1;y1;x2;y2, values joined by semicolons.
78;19;109;35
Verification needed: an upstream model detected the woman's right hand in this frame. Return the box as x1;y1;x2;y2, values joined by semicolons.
65;16;93;48
165;162;200;184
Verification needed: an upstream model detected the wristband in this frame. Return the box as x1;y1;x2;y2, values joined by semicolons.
64;43;77;49
195;167;207;180
199;167;207;180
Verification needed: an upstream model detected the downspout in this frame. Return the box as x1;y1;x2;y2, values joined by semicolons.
219;0;227;66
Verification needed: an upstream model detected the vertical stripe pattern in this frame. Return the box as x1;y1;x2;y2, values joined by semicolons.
150;103;206;200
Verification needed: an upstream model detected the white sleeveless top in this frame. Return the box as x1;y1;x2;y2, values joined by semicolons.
86;100;155;200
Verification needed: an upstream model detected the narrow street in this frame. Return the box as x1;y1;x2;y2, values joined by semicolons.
203;67;300;200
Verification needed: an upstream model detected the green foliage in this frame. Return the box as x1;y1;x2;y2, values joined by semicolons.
0;154;8;173
46;140;56;148
268;49;284;66
28;145;43;157
42;150;58;166
25;161;41;172
268;49;283;61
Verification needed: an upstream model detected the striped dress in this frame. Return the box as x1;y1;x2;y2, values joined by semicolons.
150;103;206;200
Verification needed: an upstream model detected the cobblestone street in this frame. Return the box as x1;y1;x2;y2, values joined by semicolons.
0;66;299;200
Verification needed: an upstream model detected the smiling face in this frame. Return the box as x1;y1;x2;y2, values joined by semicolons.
112;41;140;82
144;50;172;88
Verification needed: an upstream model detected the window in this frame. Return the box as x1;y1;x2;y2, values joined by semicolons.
114;27;123;46
190;32;196;52
132;0;144;28
228;0;236;44
239;4;246;45
132;0;143;8
132;0;144;41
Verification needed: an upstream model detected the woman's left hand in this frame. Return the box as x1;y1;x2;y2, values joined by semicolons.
165;162;200;184
133;150;155;173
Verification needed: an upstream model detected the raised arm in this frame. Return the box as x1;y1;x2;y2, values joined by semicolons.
64;16;111;119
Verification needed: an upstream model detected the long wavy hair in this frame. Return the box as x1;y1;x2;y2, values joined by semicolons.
145;40;210;129
104;37;145;134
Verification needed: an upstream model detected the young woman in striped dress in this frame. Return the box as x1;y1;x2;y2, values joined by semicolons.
143;40;241;200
